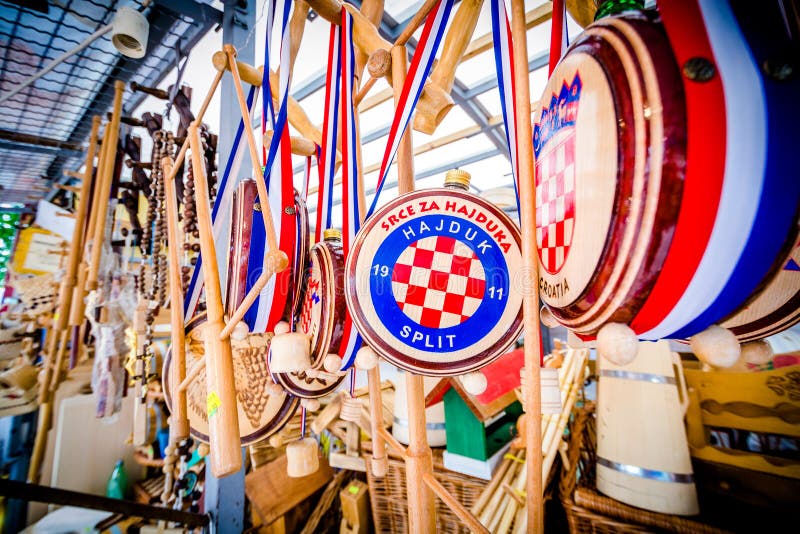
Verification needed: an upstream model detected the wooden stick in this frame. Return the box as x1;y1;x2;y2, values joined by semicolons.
423;473;490;534
479;451;524;525
87;81;125;291
392;46;415;194
471;455;513;516
162;156;190;441
376;425;405;457
394;0;438;46
188;123;242;477
355;0;385;78
132;298;149;446
509;0;545;530
353;76;377;106
264;130;316;157
367;365;390;475
84;125;109;267
178;357;206;394
224;45;280;253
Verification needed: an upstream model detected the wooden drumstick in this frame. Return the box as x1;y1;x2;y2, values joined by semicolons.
509;0;545;530
188;122;242;477
162;156;190;441
131;298;149;446
87;81;125;291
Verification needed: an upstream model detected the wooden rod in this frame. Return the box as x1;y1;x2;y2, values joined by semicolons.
392;46;415;194
394;0;438;46
162;156;190;441
264;130;316;157
353;76;377;106
87;81;125;291
423;473;490;534
367;366;391;475
194;69;225;125
179;358;206;394
188;123;242;477
55;183;80;193
131;298;149;447
224;45;280;253
405;373;436;533
376;425;405;457
510;0;544;530
84;124;110;258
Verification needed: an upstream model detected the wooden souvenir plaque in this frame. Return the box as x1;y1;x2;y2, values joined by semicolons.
163;313;298;445
346;188;523;376
274;234;347;398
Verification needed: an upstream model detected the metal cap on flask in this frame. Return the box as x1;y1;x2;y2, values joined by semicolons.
323;228;342;241
444;168;471;190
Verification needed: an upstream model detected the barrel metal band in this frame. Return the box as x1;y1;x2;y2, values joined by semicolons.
597;456;694;483
600;369;676;385
393;417;446;430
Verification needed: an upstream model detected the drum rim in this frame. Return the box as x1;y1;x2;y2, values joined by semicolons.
345;188;523;376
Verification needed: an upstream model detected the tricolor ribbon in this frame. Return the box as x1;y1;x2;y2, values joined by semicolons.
548;0;569;76
245;0;298;333
367;0;455;217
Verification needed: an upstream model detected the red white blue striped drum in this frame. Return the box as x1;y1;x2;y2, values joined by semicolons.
536;0;800;341
345;187;523;376
273;232;347;398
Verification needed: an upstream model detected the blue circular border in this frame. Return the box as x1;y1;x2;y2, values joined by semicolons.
369;214;511;353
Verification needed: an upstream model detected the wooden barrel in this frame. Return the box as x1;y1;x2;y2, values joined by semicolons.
596;340;698;515
273;229;347;398
163;180;298;444
345;180;523;376
536;1;800;341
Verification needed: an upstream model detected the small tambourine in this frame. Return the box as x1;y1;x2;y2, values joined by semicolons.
162;313;298;445
345;170;523;376
274;229;347;398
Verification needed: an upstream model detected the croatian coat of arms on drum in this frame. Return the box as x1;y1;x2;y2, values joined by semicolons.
533;75;580;276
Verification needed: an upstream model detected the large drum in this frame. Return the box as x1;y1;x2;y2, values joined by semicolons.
273;229;347;398
536;0;800;341
345;170;523;376
163;179;299;444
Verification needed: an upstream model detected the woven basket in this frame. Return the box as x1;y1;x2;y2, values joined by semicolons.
363;444;485;533
559;403;731;534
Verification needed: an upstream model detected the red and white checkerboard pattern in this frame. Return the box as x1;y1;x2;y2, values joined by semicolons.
535;132;576;274
391;236;486;329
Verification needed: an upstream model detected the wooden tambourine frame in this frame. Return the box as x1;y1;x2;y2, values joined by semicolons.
275;236;347;398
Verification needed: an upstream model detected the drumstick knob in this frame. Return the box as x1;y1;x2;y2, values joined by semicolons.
323;354;343;373
230;321;249;341
301;398;321;412
461;371;488;396
274;321;291;335
741;340;773;366
354;346;379;370
540;305;560;328
597;322;639;365
371;456;389;477
690;325;740;369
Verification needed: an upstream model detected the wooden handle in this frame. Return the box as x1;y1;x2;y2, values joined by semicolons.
88;81;125;291
130;81;170;100
131;299;148;447
263;130;317;157
508;0;544;531
162;156;190;441
367;363;389;477
189;123;242;477
395;0;438;46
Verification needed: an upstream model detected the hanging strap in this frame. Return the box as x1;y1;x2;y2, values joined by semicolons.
338;9;363;369
367;0;455;217
244;0;297;333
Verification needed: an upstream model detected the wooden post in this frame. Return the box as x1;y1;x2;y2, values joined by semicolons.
510;0;545;531
389;43;435;534
87;81;125;291
188;122;242;477
162;156;190;441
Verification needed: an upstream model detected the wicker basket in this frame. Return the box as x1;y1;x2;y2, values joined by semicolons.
559;403;731;534
363;444;485;533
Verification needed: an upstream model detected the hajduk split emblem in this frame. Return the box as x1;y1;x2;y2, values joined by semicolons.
345;179;523;376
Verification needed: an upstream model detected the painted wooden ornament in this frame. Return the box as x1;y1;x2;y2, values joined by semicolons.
345;170;523;376
162;313;298;445
286;437;319;478
273;229;347;397
536;2;800;342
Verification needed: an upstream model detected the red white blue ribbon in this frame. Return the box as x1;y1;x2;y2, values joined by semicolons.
315;20;342;244
490;0;520;211
338;9;363;369
549;0;568;76
245;0;298;333
367;0;455;217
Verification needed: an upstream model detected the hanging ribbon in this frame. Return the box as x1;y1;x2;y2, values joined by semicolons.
244;0;298;333
490;0;521;213
367;0;455;217
315;20;342;244
184;86;260;318
549;0;569;76
338;9;363;369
